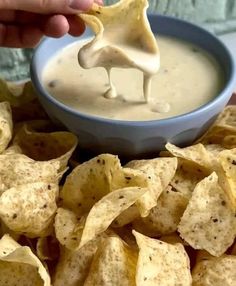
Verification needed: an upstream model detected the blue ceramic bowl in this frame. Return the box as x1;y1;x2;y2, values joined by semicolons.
31;15;236;158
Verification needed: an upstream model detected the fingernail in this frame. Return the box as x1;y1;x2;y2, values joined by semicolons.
69;0;93;11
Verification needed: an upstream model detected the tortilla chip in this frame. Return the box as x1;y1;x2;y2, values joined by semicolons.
60;154;148;216
198;124;236;145
133;186;188;236
54;208;85;250
36;236;59;261
1;145;22;155
196;106;236;145
0;153;61;195
218;149;236;208
0;182;58;237
192;254;236;285
205;144;226;155
231;241;236;255
126;157;178;216
79;186;147;248
79;0;159;75
133;231;192;285
171;159;207;199
53;232;112;286
178;172;236;256
0;80;35;106
84;236;137;286
13;119;56;136
0;221;20;241
215;105;236;128
13;126;78;171
159;233;187;245
195;250;213;263
0;234;50;285
12;98;48;123
113;225;137;249
112;205;140;227
60;154;121;214
0;102;13;154
166;142;212;170
222;135;236;149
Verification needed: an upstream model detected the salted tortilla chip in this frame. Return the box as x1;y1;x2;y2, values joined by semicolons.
178;172;236;256
113;225;137;249
126;157;178;216
60;154;121;214
12;98;48;122
61;154;148;216
159;233;186;245
133;231;192;286
0;221;20;241
0;182;58;237
54;208;85;250
133;186;188;236
218;149;236;208
166;142;212;170
192;254;236;286
13;120;56;140
195;250;213;264
0;153;61;195
198;125;236;145
112;205;140;227
214;105;236;128
84;236;137;286
53;232;112;286
231;241;236;255
79;0;159;74
197;106;236;145
79;186;147;248
0;80;35;106
0;153;63;195
36;236;59;261
171;159;207;199
1;145;22;155
0;234;50;285
205;144;226;155
0;102;13;153
222;135;236;149
13;126;78;171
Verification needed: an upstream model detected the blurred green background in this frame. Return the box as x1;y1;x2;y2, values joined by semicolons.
1;0;236;81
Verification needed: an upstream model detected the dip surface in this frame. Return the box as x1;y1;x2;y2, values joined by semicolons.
43;35;223;121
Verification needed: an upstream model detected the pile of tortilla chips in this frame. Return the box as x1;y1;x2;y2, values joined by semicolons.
0;80;235;285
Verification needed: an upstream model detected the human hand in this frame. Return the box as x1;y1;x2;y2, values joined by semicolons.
0;0;103;48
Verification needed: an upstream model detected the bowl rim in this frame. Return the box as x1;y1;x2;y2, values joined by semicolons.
31;14;236;127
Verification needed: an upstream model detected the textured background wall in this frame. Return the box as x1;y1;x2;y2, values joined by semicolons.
106;0;236;34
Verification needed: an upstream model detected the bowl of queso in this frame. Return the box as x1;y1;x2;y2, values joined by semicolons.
31;14;236;158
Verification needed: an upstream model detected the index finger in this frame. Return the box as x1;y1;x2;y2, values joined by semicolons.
0;0;94;14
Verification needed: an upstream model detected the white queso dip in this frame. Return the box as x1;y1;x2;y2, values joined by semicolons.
42;36;223;121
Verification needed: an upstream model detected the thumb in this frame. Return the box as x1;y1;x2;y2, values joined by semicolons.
0;0;94;13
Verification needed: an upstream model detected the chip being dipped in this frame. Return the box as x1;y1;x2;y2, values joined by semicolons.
78;0;160;101
0;101;13;153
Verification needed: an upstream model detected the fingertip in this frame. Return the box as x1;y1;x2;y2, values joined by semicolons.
67;15;86;37
69;0;94;11
43;15;69;38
